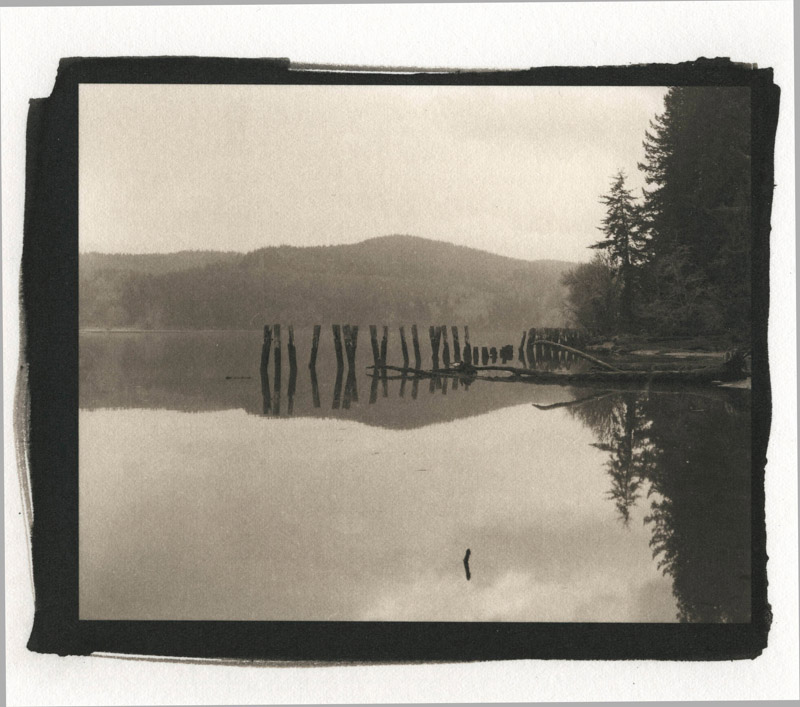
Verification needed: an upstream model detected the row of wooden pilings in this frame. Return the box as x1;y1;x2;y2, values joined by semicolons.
260;324;589;374
257;324;589;416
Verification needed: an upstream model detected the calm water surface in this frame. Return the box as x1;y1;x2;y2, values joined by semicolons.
79;330;751;622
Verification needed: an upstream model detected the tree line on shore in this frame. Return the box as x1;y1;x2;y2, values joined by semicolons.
563;87;751;342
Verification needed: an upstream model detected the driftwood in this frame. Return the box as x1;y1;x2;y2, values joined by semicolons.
533;338;622;371
532;392;616;410
369;354;746;387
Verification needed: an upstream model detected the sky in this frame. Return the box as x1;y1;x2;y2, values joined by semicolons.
79;83;667;263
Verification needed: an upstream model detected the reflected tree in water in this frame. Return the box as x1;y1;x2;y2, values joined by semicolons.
570;392;655;526
568;388;751;622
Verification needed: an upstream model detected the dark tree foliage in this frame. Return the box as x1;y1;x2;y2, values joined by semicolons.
638;87;751;337
560;253;620;334
591;172;645;331
563;88;751;338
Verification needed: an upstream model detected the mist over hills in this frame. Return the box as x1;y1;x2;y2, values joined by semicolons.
80;235;575;330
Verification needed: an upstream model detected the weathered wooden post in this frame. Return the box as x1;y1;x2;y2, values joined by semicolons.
441;326;451;368
332;324;344;369
481;347;489;365
490;346;497;363
287;326;297;415
369;325;381;367
451;326;461;363
441;375;448;395
273;324;282;374
309;324;321;369
518;330;527;364
399;326;410;368
261;325;273;377
464;343;472;365
411;324;422;369
288;326;297;372
381;368;388;398
380;326;389;366
526;327;536;367
429;325;441;370
411;375;419;400
473;346;479;363
399;372;407;398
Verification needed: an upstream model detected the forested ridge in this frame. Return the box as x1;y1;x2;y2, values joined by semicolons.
563;87;753;341
80;235;573;330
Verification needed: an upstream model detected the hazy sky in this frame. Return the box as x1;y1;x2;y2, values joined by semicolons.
80;83;667;262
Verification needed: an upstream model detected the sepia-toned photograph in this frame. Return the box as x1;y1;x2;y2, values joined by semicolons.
4;3;797;704
76;79;756;625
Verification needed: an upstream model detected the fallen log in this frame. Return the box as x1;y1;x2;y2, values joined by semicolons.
533;339;622;371
369;356;747;387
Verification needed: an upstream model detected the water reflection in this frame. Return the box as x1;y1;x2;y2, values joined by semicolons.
562;389;751;622
79;331;752;623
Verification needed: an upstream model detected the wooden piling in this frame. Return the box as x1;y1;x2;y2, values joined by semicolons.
464;343;472;365
332;324;344;369
490;346;498;363
464;326;471;350
309;324;321;369
380;326;388;366
429;325;441;370
526;327;536;367
481;347;489;365
369;325;381;367
399;326;410;368
451;326;461;362
287;325;297;372
260;325;272;378
411;324;422;369
441;326;451;368
273;324;282;372
261;331;272;414
518;330;526;364
473;346;479;363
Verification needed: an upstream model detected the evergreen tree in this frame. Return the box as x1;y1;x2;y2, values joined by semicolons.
591;172;643;331
638;87;751;338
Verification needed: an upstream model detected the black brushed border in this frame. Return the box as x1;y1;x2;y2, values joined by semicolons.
21;57;777;660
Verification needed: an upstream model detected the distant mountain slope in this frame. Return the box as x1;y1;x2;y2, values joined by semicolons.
80;235;576;330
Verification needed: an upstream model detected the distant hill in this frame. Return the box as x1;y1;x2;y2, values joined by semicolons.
79;235;576;330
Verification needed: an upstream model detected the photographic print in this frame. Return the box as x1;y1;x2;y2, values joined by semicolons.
22;57;776;661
